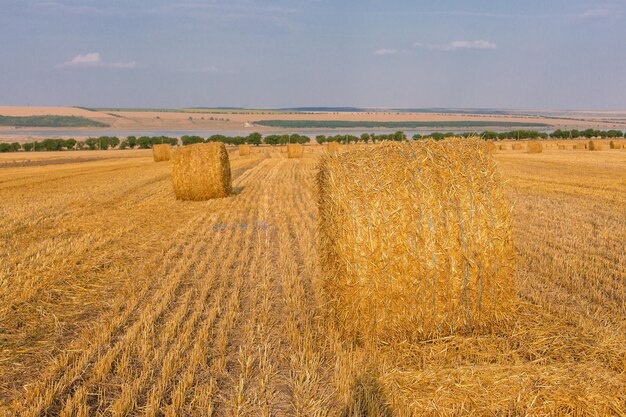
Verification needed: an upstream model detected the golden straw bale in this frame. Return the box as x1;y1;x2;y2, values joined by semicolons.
526;141;543;154
512;143;523;150
327;141;340;153
317;139;515;344
287;143;304;158
238;144;251;156
499;144;507;150
171;143;231;201
588;141;602;151
558;144;567;150
152;144;171;162
609;140;622;149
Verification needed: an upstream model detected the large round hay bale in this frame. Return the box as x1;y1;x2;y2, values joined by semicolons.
317;139;515;344
327;141;340;153
512;143;523;150
153;144;171;162
238;144;251;156
526;141;543;154
287;143;303;158
588;140;602;151
171;143;231;201
609;140;622;149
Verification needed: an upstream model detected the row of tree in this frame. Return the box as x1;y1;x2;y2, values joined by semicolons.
2;129;625;153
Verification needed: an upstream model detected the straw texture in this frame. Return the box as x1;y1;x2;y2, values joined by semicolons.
317;139;515;344
288;143;304;158
152;144;171;162
526;141;543;154
171;143;232;201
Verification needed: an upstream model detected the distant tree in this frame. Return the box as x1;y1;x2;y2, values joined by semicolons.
412;133;423;140
127;136;137;148
64;139;77;150
360;133;370;143
22;142;34;152
246;132;262;145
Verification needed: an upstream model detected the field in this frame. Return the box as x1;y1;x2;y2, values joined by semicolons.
0;145;624;415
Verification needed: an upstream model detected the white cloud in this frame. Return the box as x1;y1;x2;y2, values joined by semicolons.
415;40;497;51
373;48;398;56
579;8;612;18
61;52;102;67
57;53;137;69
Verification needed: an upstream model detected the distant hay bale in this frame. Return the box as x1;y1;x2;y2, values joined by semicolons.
558;144;567;150
317;139;515;344
512;143;523;150
573;142;585;150
171;143;231;201
327;141;340;153
153;144;171;162
238;144;251;156
487;141;497;153
499;144;507;150
287;143;304;158
526;141;543;154
609;141;622;149
588;141;602;151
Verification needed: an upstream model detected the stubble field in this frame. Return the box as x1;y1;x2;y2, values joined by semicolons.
0;145;624;416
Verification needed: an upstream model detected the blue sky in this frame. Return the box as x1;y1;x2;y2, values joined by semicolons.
1;0;624;109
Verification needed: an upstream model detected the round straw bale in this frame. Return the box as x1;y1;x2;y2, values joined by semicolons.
526;141;543;154
171;143;231;201
588;140;602;151
327;141;340;153
499;144;507;150
153;144;171;162
317;139;515;344
512;143;523;150
609;140;622;149
238;144;251;156
287;143;304;158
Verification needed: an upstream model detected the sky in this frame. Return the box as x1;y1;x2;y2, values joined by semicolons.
0;0;625;110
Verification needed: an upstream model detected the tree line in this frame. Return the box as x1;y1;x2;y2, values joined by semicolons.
2;129;625;153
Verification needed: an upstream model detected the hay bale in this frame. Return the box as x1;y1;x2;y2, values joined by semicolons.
287;143;304;158
487;141;497;153
327;141;340;153
609;140;622;149
588;141;602;151
558;144;567;150
573;142;585;150
526;141;543;154
171;143;231;201
317;139;515;343
153;144;171;162
499;144;507;150
238;144;251;156
512;143;523;150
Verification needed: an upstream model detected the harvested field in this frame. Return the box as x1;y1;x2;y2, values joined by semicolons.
0;146;624;415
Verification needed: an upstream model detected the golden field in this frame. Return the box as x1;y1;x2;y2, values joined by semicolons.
0;144;624;416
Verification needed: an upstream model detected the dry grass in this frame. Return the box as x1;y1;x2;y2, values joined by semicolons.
152;144;172;162
327;141;340;153
317;139;515;344
171;142;231;201
0;144;624;416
